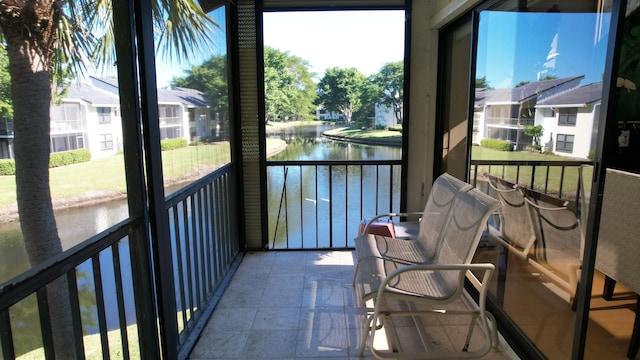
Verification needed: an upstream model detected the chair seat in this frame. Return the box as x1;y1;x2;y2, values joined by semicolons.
357;256;456;302
354;234;432;265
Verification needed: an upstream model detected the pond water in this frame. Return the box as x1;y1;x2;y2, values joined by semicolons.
0;123;401;354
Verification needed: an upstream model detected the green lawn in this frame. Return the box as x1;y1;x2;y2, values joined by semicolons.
323;126;402;144
0;142;232;211
0;139;591;212
472;146;592;197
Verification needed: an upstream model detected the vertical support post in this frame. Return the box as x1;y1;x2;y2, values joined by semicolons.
132;0;179;356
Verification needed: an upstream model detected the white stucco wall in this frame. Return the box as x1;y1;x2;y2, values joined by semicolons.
84;105;123;159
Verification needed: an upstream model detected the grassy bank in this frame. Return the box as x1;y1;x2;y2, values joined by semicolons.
265;119;335;129
322;126;402;145
17;323;140;360
0;140;290;216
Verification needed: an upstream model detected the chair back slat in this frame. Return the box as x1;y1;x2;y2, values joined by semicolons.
435;187;501;289
418;173;472;260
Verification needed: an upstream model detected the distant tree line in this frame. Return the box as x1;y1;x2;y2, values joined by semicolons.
172;47;404;128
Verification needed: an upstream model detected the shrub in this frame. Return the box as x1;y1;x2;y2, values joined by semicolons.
588;150;596;160
388;126;403;133
161;138;188;151
526;145;542;153
480;139;513;151
0;159;15;175
49;149;91;168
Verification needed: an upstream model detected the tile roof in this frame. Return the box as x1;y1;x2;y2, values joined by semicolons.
86;76;210;107
536;82;603;107
480;76;584;104
64;81;120;105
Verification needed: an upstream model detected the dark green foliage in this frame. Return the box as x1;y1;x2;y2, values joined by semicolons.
49;149;91;168
388;126;402;133
481;139;513;151
0;159;15;175
161;138;188;151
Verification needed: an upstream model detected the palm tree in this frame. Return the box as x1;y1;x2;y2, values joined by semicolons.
0;1;217;357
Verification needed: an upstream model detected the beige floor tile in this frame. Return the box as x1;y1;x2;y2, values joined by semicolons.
190;251;517;359
243;329;299;358
252;306;301;330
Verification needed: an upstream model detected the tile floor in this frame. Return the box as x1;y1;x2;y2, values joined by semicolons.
189;250;517;359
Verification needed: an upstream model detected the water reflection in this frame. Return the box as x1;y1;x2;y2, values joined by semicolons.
1;123;401;355
266;124;402;248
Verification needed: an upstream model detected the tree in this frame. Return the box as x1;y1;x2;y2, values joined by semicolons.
262;47;316;123
475;76;491;89
0;46;12;119
0;1;217;358
372;61;404;124
352;78;380;128
316;67;367;126
172;55;229;131
524;125;544;146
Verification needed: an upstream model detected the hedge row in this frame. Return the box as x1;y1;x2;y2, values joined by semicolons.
0;149;92;175
0;159;15;175
161;138;188;151
480;139;513;151
49;149;92;168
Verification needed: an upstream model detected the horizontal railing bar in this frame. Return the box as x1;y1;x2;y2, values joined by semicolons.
471;160;591;167
0;217;141;310
267;160;401;166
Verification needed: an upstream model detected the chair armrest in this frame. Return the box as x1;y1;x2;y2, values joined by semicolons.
378;263;495;301
362;212;430;233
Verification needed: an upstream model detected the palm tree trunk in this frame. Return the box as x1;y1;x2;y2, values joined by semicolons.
2;1;76;358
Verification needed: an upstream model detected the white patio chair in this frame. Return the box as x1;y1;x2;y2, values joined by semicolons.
352;173;472;286
355;185;501;359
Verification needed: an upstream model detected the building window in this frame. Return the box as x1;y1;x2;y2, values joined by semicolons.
100;134;113;151
97;107;111;124
51;134;84;153
556;134;574;152
159;105;181;126
558;108;577;126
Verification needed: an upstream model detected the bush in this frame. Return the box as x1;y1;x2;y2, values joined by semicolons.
0;159;15;175
526;145;542;153
588;150;596;160
49;149;91;168
161;138;188;151
480;139;513;151
388;126;403;133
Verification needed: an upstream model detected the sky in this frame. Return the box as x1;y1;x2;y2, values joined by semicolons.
263;11;405;81
476;11;611;89
151;10;405;87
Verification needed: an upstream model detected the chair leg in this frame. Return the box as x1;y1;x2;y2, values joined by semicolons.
360;315;374;357
462;312;480;352
627;295;640;360
352;263;360;287
603;276;616;301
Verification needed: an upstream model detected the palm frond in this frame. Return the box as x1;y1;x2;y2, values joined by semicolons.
153;0;219;63
53;0;100;80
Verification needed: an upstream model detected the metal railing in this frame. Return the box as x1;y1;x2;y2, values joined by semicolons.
470;159;592;200
0;164;240;360
267;160;402;249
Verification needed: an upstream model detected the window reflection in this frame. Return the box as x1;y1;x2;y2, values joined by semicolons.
471;1;610;358
159;6;231;194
